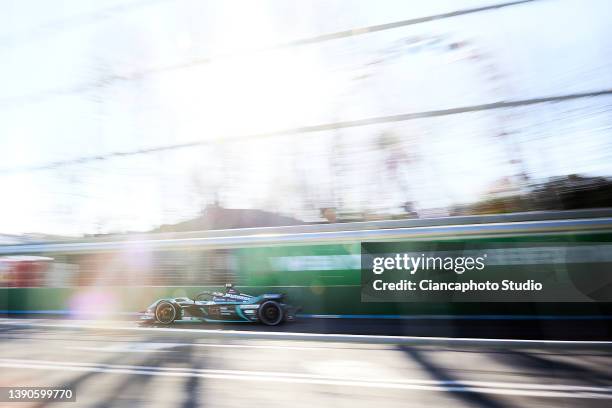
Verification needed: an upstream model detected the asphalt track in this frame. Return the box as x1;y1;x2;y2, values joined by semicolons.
1;318;612;407
5;313;612;340
169;316;612;340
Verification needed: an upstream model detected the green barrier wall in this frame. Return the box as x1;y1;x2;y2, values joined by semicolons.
2;232;612;316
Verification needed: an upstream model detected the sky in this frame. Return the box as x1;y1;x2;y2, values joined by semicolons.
0;0;611;236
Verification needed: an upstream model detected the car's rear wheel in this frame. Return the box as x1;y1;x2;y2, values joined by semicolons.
155;301;176;324
258;301;284;326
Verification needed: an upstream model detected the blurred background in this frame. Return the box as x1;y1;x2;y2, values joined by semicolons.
2;0;612;311
0;0;611;238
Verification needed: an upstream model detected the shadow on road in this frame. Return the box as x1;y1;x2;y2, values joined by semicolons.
493;349;612;386
28;335;206;408
397;345;507;408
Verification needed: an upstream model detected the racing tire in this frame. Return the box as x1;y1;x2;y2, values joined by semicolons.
258;300;284;326
155;301;177;324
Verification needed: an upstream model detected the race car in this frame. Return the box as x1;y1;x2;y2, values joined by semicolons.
140;284;299;326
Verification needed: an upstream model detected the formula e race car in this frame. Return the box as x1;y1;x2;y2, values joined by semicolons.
140;284;299;326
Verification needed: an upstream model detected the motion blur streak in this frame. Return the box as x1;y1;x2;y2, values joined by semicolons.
2;324;612;407
2;359;611;399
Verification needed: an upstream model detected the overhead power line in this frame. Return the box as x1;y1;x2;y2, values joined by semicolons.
4;88;611;173
279;0;536;47
0;0;537;110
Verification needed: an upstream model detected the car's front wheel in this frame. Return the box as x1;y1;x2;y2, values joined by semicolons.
155;301;177;324
258;301;284;326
